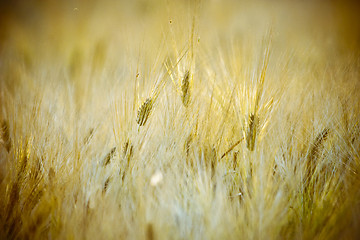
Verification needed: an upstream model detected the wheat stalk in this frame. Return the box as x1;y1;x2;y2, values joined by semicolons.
245;29;272;151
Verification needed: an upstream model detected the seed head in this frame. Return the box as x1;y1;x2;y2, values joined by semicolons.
136;98;153;126
181;70;191;107
246;113;259;151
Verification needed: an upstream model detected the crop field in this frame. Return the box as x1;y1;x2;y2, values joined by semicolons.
0;0;360;239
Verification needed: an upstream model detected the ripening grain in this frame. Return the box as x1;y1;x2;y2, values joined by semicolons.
0;0;360;239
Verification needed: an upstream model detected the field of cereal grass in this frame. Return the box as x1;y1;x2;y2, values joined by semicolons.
0;0;360;239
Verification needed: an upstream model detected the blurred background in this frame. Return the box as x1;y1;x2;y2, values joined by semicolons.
1;0;359;135
1;0;359;129
1;0;359;65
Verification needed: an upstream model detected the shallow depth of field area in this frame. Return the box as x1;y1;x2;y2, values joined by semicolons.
0;0;360;239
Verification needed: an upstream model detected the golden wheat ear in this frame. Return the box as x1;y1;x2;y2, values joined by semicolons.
123;139;133;164
102;177;111;194
136;98;153;127
304;127;330;191
102;147;117;166
246;113;259;151
1;120;11;152
146;223;154;240
181;70;191;107
120;139;133;180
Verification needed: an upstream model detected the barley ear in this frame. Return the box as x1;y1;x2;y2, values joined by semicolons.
1;120;11;152
246;113;259;151
102;147;117;166
304;127;330;192
103;177;111;194
123;139;133;166
146;223;154;240
136;98;153;127
181;70;191;107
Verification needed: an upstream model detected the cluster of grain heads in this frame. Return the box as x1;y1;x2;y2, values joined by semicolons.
136;98;153;127
181;70;191;107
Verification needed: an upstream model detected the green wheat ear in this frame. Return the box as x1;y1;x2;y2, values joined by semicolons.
181;70;191;107
136;98;153;127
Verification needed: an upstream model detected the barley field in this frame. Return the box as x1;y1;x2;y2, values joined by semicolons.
0;0;360;239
